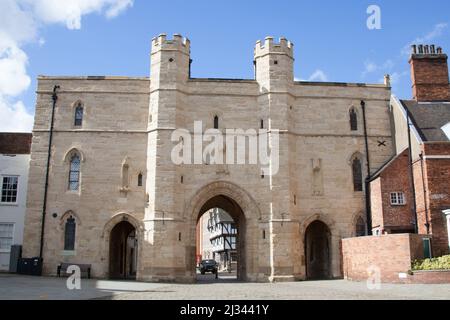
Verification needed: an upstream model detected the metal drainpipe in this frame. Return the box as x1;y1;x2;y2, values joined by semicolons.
406;110;419;234
361;100;373;235
419;153;430;234
39;85;60;259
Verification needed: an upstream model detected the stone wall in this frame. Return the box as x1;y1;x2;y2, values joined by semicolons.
22;35;395;282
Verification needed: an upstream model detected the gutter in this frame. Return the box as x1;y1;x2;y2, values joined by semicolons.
39;85;60;259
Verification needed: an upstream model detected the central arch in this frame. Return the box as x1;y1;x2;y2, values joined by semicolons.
196;195;246;281
186;181;261;282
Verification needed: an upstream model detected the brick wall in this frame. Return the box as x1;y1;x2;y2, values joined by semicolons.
423;143;450;256
342;234;426;283
370;149;415;233
410;53;450;101
0;133;32;154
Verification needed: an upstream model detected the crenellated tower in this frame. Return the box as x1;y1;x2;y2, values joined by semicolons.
254;36;294;91
254;37;296;282
144;34;191;281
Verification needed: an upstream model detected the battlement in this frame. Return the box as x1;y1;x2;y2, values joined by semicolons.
151;33;190;54
254;36;294;59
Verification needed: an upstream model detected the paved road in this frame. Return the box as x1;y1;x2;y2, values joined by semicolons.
0;273;449;300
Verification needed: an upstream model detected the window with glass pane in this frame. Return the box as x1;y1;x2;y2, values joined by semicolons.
352;158;363;192
64;217;76;251
74;105;83;126
350;109;358;131
1;176;18;203
69;155;81;191
356;217;366;237
0;223;14;250
390;192;406;205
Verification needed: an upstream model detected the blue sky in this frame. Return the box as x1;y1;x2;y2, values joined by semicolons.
1;0;450;132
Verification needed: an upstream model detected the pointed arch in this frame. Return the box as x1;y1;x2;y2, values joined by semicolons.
60;211;79;251
59;210;82;226
64;149;84;191
352;212;367;237
349;152;364;192
63;148;85;163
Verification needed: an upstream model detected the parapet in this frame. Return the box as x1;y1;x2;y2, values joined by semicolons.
151;33;190;55
254;36;294;59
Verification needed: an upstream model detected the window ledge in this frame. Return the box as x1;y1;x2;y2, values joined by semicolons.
0;203;19;207
61;250;76;256
0;249;11;253
65;191;81;196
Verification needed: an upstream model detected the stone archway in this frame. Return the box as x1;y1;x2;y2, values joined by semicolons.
185;181;261;282
101;213;144;280
109;221;138;279
196;195;246;281
305;220;331;280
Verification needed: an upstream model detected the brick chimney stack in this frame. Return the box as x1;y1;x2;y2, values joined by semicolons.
409;44;449;102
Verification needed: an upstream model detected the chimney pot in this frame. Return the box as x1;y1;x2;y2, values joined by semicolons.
418;45;424;54
424;45;429;54
437;47;443;54
430;45;436;54
412;45;417;54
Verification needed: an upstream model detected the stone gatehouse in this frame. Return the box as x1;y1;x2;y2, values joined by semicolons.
23;34;394;282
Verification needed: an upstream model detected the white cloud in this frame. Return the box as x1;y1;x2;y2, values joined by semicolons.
0;0;134;132
21;0;134;30
0;36;31;96
295;70;329;82
401;23;448;55
362;59;394;77
106;0;134;19
0;97;34;132
308;70;328;82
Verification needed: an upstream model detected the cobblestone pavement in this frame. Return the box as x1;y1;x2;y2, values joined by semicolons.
1;273;449;300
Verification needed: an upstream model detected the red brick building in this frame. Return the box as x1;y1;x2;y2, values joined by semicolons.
374;44;450;257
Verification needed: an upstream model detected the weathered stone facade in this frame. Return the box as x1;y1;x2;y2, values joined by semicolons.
23;34;394;282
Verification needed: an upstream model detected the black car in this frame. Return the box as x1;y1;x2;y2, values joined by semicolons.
200;260;218;275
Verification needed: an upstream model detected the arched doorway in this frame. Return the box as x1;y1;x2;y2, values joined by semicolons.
109;221;138;280
305;220;331;280
195;195;246;282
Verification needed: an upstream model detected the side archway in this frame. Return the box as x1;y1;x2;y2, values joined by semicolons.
101;213;145;279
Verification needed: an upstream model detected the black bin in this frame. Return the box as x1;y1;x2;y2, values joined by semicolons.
17;257;43;276
30;258;43;276
17;258;32;275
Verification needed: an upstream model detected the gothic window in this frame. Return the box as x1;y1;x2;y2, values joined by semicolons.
64;216;76;251
350;109;358;131
352;157;363;192
214;116;219;129
69;154;81;191
138;173;143;187
74;103;83;127
356;217;366;237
